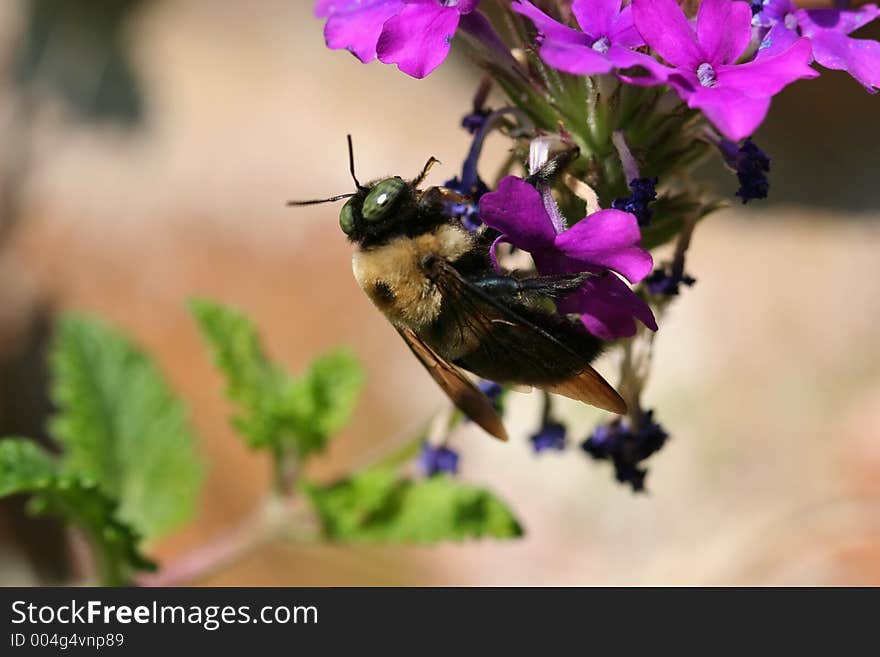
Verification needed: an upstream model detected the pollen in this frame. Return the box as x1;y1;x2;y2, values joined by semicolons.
591;36;610;54
696;62;717;88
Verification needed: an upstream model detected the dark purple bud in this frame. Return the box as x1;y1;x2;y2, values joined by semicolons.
419;442;460;477
645;267;696;296
612;177;658;227
530;422;567;453
461;107;491;135
581;411;669;493
719;138;771;204
477;380;504;407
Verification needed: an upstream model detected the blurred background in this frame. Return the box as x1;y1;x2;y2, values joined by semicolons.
0;0;878;586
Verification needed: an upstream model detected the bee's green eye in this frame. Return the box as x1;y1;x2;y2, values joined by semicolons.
362;177;406;222
339;199;356;235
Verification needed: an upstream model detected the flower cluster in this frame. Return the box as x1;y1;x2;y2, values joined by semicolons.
315;0;880;491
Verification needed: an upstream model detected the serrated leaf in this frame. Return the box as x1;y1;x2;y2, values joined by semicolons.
282;350;364;457
190;298;364;458
189;298;284;448
49;316;203;540
0;438;57;496
305;469;523;544
0;438;154;584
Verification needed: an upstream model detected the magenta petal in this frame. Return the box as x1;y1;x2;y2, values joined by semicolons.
696;0;753;65
687;87;771;140
321;0;404;63
756;22;801;61
551;209;653;283
559;274;658;340
809;30;880;92
376;3;460;78
478;177;557;251
632;0;701;69
538;40;615;75
608;45;671;85
512;1;588;44
608;6;644;49
571;0;620;38
798;5;880;37
717;38;817;96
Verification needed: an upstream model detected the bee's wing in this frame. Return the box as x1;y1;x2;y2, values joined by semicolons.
428;259;627;415
396;326;509;442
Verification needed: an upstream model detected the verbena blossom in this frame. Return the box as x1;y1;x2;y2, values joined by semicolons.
632;0;817;139
419;442;459;476
581;411;669;492
530;422;567;453
479;175;657;340
512;0;668;82
315;1;404;64
315;0;481;78
754;0;880;92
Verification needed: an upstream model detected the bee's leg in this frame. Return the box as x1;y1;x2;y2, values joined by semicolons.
525;146;580;188
472;272;591;300
412;156;441;187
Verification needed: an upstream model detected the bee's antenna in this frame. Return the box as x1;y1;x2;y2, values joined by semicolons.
286;193;355;207
347;134;364;190
287;135;363;206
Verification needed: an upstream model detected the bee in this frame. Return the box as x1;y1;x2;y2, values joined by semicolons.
289;137;625;441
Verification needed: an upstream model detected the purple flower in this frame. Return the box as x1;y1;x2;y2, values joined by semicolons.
632;0;817;140
612;177;658;227
315;1;480;78
755;1;880;92
530;422;567;453
315;0;405;63
479;175;657;340
512;0;668;83
419;442;459;476
377;0;480;78
581;410;668;492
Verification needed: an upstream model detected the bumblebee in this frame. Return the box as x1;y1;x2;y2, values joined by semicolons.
290;138;625;441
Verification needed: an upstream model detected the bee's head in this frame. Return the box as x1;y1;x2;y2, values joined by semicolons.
288;136;442;247
338;176;418;246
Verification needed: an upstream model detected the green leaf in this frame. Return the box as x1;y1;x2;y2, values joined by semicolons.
282;350;364;458
0;438;57;497
189;298;284;448
304;469;524;544
0;438;154;585
190;298;364;458
49;316;203;540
